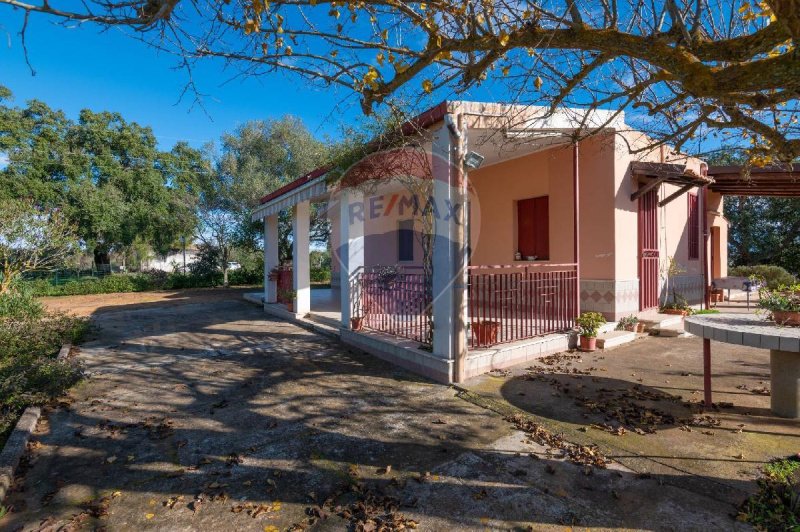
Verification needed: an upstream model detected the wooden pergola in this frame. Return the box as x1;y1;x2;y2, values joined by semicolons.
630;162;714;206
707;164;800;197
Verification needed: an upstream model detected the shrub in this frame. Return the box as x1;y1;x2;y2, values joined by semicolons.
0;310;88;444
0;290;44;320
738;457;800;529
310;266;331;283
730;265;797;289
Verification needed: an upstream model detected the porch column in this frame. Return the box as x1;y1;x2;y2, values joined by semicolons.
573;141;581;316
431;121;467;376
263;214;280;304
339;189;364;327
292;200;311;315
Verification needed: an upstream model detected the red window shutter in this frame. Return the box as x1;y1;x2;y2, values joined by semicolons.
688;193;699;260
517;196;550;260
517;198;536;257
534;196;550;260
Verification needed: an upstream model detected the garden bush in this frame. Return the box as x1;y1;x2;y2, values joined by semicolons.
0;307;88;445
23;268;262;297
730;265;797;289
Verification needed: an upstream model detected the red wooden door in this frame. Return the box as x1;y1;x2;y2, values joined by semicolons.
638;189;659;310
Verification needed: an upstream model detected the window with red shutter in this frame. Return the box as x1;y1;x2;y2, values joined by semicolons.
688;193;699;260
517;196;549;260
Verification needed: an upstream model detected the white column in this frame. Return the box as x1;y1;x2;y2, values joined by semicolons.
339;189;364;327
264;214;280;304
292;201;311;315
431;124;457;362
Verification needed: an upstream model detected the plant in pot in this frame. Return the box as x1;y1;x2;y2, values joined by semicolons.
575;311;606;352
278;289;296;312
615;315;639;332
660;256;691;315
758;284;800;326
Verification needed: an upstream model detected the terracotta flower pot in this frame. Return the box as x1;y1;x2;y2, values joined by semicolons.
635;322;647;333
473;321;500;346
661;308;687;316
351;317;364;331
579;335;597;352
285;302;294;313
772;311;800;326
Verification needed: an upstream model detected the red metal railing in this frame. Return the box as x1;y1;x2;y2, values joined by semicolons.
467;263;578;348
353;267;432;344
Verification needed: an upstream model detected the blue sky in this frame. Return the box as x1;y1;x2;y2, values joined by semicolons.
1;10;371;149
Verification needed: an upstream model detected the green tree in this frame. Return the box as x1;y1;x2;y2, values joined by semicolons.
0;89;207;267
0;199;79;293
215;117;329;260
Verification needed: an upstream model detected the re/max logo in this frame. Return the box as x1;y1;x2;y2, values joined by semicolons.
348;194;463;225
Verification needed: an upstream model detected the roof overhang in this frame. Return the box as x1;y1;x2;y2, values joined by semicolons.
631;162;714;206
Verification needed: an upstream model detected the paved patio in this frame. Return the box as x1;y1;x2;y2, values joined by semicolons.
0;292;769;530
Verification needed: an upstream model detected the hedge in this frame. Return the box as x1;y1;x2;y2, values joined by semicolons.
23;268;263;297
729;265;797;289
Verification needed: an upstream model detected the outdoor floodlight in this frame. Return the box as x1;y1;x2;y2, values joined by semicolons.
464;151;485;169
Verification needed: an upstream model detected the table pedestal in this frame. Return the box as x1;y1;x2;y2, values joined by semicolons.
771;349;800;418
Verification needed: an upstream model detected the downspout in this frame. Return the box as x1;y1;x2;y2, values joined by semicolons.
573;141;580;317
445;112;468;383
700;163;710;310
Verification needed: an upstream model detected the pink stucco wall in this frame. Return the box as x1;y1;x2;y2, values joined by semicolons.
468;133;616;280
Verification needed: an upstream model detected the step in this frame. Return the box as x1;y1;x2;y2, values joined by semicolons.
639;313;684;332
306;313;341;330
651;325;690;338
596;330;638;349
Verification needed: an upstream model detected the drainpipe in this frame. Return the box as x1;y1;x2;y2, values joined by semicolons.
700;163;710;310
445;112;468;383
573;141;580;317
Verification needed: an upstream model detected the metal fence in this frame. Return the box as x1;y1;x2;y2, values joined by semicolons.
353;266;432;345
467;263;578;348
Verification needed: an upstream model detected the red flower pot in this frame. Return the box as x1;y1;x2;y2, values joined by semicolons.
473;321;500;346
772;311;800;326
351;317;364;331
579;335;597;352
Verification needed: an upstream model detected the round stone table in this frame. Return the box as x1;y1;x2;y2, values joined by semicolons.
685;313;800;418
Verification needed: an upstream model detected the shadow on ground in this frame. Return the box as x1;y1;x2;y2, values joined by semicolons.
1;293;759;530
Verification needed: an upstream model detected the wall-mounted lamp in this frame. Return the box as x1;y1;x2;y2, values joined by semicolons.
464;151;485;169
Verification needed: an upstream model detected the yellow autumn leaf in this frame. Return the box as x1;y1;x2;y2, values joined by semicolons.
145;513;155;520
498;33;510;47
502;65;510;76
422;79;434;93
376;52;385;66
534;76;543;90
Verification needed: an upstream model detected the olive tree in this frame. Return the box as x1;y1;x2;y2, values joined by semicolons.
0;199;78;293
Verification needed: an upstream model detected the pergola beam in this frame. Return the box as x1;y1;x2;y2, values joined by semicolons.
658;183;697;207
631;175;669;201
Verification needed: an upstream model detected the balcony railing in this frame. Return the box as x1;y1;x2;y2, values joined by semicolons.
467;263;578;348
353;266;432;345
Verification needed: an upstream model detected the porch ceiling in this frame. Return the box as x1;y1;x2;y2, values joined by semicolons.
468;128;573;168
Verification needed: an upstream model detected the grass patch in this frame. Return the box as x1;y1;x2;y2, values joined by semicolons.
692;309;721;315
0;290;89;446
738;457;800;530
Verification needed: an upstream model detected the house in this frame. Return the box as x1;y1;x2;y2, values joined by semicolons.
252;101;729;384
141;246;199;273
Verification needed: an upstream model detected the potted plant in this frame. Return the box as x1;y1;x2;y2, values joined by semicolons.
278;288;296;312
758;284;800;326
615;315;639;332
575;311;606;352
660;295;692;316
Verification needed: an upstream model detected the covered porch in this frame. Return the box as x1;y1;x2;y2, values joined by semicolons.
251;101;626;383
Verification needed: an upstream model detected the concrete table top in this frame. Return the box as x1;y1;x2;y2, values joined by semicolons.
686;313;800;418
685;313;800;353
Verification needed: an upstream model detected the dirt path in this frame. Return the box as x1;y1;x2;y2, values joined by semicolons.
2;296;749;530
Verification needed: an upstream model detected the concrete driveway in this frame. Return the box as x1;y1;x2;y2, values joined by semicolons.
2;293;750;530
